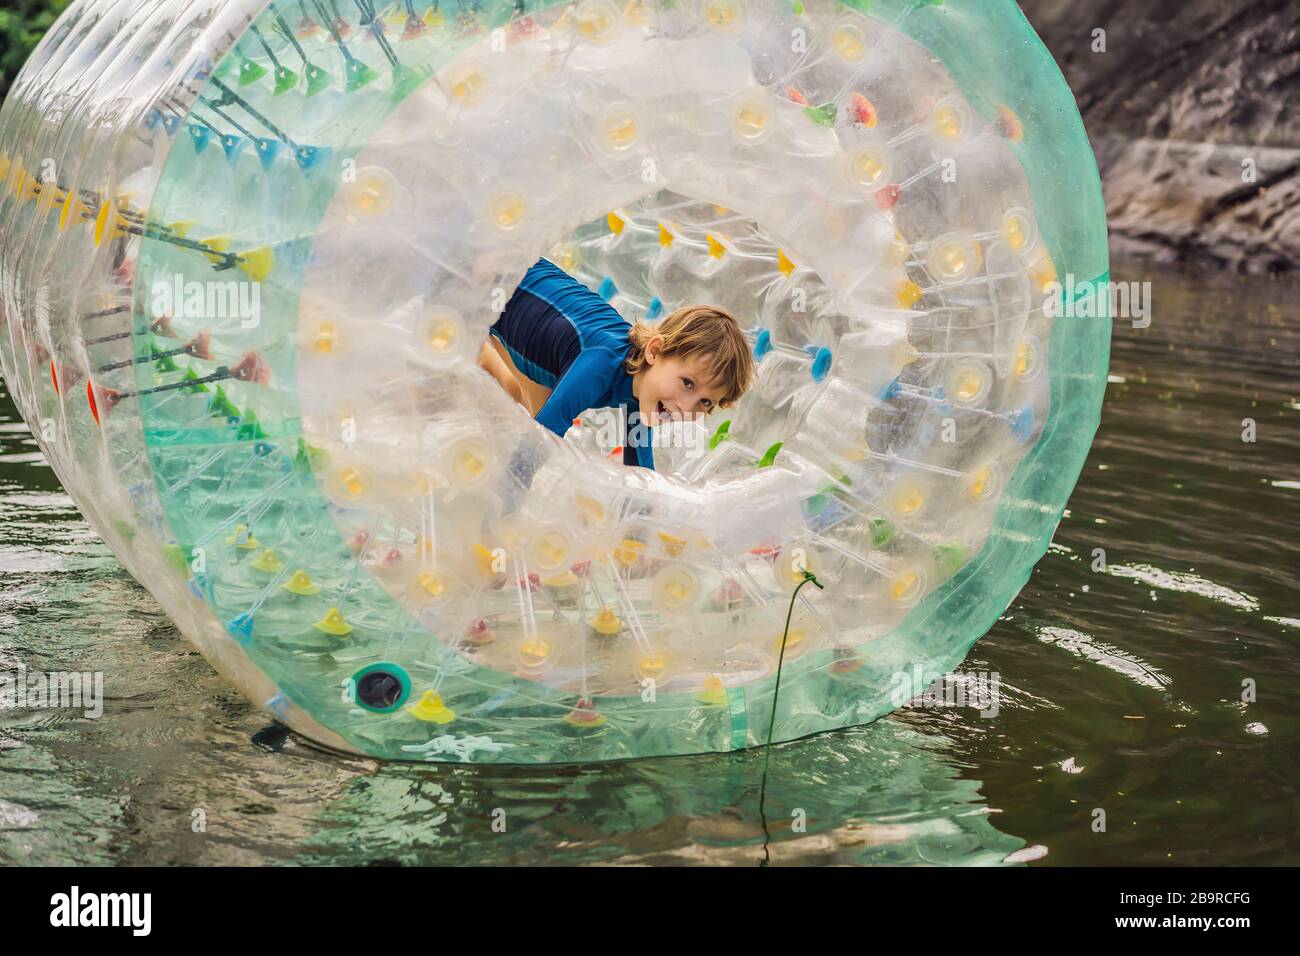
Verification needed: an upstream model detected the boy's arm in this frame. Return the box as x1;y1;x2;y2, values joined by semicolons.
504;348;622;499
534;347;622;438
624;436;654;470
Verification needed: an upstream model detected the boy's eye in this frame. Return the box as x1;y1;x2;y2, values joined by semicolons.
682;378;693;390
701;398;714;409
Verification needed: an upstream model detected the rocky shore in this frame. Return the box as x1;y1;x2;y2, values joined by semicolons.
1020;0;1300;273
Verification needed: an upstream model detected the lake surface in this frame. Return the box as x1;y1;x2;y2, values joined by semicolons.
1;261;1296;865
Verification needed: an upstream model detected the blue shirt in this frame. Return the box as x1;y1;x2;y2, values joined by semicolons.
490;258;655;469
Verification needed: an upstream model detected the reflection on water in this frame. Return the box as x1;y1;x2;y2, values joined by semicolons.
1;262;1296;865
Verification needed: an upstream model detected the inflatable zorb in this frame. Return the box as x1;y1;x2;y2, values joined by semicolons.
0;0;1108;763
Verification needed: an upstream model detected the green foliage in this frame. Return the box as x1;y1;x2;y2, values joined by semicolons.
0;0;70;101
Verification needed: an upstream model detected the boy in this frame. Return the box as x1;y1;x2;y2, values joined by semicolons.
478;257;754;469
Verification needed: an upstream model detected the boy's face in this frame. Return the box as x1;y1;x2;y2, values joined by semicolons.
634;337;725;427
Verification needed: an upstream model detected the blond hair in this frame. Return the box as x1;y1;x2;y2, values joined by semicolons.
626;305;754;408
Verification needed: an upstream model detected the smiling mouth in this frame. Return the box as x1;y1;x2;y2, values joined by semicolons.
656;400;669;421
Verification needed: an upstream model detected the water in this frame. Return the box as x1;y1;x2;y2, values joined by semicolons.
1;261;1296;865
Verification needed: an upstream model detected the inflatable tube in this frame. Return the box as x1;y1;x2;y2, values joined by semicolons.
0;0;1109;764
